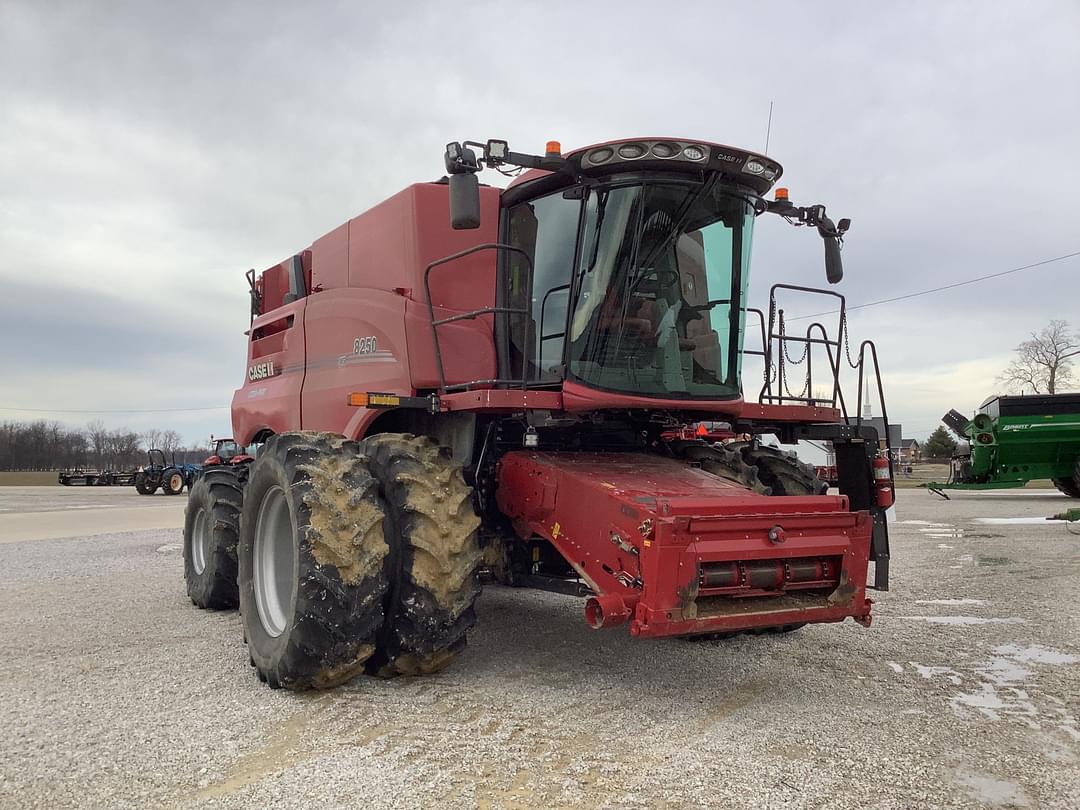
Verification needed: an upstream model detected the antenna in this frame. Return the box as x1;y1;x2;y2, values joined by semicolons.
764;101;774;154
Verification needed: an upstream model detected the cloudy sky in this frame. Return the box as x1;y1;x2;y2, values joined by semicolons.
2;1;1078;445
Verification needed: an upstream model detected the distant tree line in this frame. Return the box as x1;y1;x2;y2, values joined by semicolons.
0;419;207;471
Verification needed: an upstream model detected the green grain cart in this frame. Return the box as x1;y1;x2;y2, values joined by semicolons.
928;393;1080;498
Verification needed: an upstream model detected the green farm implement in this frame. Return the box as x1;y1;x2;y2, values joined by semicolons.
926;393;1080;499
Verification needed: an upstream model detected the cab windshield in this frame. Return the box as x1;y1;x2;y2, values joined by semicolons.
503;178;755;400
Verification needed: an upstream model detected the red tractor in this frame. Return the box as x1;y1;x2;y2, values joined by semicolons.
184;136;893;690
202;437;256;468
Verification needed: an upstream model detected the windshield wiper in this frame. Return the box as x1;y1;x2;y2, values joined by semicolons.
633;175;718;273
584;189;609;275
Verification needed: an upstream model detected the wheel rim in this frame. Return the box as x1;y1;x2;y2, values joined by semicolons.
191;506;209;575
170;474;182;491
253;485;295;638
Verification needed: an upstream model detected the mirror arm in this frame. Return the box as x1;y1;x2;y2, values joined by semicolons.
764;197;849;285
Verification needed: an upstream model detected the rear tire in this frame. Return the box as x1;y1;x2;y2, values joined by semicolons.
184;468;242;609
360;433;482;677
162;469;185;496
738;443;828;496
1055;459;1080;498
1054;477;1080;498
670;440;769;494
134;472;157;495
239;433;389;690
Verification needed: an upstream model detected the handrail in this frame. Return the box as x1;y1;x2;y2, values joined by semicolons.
752;284;890;460
423;243;534;394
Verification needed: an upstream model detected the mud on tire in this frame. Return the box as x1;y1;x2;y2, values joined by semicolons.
360;433;482;677
184;468;242;609
239;433;389;690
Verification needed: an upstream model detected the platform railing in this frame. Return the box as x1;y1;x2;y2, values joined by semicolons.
423;243;534;394
755;283;891;456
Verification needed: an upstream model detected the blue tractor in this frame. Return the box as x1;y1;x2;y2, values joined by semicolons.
134;449;200;495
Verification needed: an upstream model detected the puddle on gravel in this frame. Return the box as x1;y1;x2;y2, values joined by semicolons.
896;643;1079;741
949;645;1079;738
912;664;962;684
899;616;1025;626
954;770;1031;808
975;517;1066;525
995;644;1078;666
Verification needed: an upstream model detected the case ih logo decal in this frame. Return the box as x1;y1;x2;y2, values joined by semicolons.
354;336;378;355
248;360;276;381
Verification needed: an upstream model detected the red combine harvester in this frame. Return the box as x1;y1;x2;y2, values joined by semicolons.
184;136;892;689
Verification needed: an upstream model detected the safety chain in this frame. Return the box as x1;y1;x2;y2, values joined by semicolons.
778;310;809;365
841;312;860;370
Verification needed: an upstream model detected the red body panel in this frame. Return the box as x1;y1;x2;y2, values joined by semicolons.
233;182;502;443
496;452;871;637
301;289;412;434
231;297;307;444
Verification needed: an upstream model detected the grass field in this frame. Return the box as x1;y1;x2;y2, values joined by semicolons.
0;472;59;486
893;463;1053;490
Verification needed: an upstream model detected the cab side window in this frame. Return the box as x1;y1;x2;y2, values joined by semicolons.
505;191;582;381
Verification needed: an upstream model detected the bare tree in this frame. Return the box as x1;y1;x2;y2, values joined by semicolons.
161;430;182;454
142;428;164;451
999;319;1080;395
86;420;109;469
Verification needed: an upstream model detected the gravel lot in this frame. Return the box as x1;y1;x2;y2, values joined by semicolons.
0;485;1077;809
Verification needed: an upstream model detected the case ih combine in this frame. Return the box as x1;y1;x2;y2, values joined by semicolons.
184;136;893;689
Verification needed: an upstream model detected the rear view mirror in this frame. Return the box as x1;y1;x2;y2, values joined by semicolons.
819;215;844;284
824;235;843;284
449;172;481;230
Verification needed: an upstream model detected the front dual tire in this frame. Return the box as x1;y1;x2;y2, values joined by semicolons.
239;433;390;690
185;430;482;691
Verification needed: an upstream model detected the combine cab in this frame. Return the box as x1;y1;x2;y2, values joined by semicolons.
929;393;1080;498
184;136;893;689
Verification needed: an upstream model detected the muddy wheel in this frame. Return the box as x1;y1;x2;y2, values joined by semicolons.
671;440;769;494
738;443;827;496
360;433;482;677
134;471;157;495
162;469;186;496
239;432;389;690
184;468;242;609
